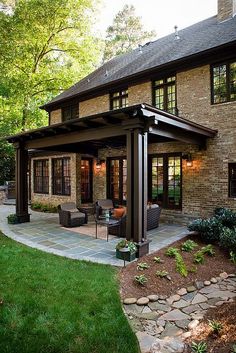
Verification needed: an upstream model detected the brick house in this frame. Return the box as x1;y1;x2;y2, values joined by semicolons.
6;0;236;254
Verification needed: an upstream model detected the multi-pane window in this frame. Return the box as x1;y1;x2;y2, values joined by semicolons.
107;158;127;204
212;61;236;104
52;158;71;195
149;154;182;209
81;158;93;203
110;89;128;110
62;105;78;121
229;163;236;198
153;76;177;114
34;159;49;194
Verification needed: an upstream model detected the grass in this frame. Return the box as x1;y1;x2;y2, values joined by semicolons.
0;233;139;353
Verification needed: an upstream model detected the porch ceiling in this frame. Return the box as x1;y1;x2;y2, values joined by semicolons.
6;104;217;151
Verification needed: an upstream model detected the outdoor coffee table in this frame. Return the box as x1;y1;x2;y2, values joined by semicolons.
95;218;120;242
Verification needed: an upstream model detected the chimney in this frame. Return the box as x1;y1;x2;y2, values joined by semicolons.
218;0;236;22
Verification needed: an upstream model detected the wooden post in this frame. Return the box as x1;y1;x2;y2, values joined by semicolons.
126;129;148;255
15;143;30;223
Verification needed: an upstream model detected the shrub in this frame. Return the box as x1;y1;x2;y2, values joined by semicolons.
116;240;137;254
153;256;163;263
194;245;215;264
137;262;150;271
165;247;179;257
194;250;205;264
219;227;236;251
230;251;236;264
134;274;148;285
191;341;207;353
208;320;223;335
156;270;169;278
31;202;57;213
188;217;222;243
165;247;188;277
7;214;19;224
201;244;215;256
181;239;198;252
214;207;236;229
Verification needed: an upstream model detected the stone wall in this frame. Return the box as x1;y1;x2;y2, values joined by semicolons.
217;0;236;21
79;94;109;118
50;109;61;125
0;187;6;204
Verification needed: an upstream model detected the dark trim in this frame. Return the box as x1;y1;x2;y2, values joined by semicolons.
62;104;79;122
52;157;71;196
210;58;236;105
41;41;236;111
106;156;127;205
33;159;49;194
109;88;128;110
228;162;236;198
81;157;93;203
148;152;182;210
152;75;178;115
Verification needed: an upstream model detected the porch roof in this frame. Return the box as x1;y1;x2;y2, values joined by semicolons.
6;104;217;149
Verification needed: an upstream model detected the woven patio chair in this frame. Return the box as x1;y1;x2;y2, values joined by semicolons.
58;202;88;227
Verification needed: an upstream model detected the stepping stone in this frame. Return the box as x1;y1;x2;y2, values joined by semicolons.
129;317;143;332
137;312;160;321
160;322;183;338
228;273;236;278
167;294;181;305
124;304;144;314
191;313;204;320
204;280;211;286
172;299;189;309
206;290;236;299
123;297;137;305
182;304;200;314
199;302;211;310
136;331;156;353
187;286;196;293
195;281;204;289
151;337;185;353
147;294;159;302
159;309;190;321
188;319;199;330
175;319;191;330
156;319;165;327
137;297;150;306
143;320;157;336
200;284;219;294
210;277;217;284
148;302;170;312
191;293;208;305
182;291;195;301
177;288;187;296
182;331;192;340
142;306;152;314
207;298;223;306
159;295;167;300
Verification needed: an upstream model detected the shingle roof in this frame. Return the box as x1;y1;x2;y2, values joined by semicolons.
43;15;236;108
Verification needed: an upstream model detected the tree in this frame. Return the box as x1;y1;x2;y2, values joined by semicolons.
103;4;156;62
0;0;102;132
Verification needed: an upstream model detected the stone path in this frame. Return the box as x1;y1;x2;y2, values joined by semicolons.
123;272;236;353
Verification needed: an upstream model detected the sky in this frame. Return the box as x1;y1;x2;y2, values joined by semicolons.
95;0;217;39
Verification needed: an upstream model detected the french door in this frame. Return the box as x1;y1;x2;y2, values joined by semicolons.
107;157;127;205
148;153;182;209
81;158;93;203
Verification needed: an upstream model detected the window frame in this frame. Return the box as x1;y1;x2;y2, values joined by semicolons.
110;88;128;110
52;157;71;196
148;153;182;210
229;163;236;198
61;104;78;122
33;159;49;194
152;75;177;115
211;60;236;105
81;158;93;203
106;156;127;205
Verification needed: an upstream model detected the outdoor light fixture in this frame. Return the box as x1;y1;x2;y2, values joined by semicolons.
95;159;105;169
182;153;193;167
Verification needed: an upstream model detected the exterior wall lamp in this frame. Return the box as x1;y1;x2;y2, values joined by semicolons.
182;153;193;167
95;159;105;169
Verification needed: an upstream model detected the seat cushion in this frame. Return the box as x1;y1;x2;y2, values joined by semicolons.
60;202;77;211
70;212;85;220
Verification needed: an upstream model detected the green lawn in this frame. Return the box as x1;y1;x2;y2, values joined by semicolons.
0;233;139;353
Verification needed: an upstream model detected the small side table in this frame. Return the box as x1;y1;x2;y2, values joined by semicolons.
95;218;120;242
79;204;95;216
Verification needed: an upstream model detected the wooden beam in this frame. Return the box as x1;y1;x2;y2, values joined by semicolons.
150;126;205;145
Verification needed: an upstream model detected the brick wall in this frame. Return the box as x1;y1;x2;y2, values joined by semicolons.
50;109;61;125
129;81;152;105
79;94;109;118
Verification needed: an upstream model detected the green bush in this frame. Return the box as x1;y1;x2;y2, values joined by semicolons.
214;207;236;229
219;227;236;251
31;202;57;213
188;217;222;243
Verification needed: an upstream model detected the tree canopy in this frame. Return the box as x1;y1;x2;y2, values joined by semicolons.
103;4;156;62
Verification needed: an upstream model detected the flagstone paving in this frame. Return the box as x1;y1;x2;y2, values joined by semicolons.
123;273;236;353
0;205;188;266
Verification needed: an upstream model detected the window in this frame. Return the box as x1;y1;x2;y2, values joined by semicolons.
52;158;71;195
153;76;177;114
62;105;78;121
107;158;127;205
110;89;128;110
81;158;93;203
34;159;49;194
148;154;182;209
229;163;236;198
212;61;236;104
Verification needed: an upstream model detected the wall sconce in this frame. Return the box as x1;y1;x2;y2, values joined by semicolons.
95;159;105;170
182;153;193;167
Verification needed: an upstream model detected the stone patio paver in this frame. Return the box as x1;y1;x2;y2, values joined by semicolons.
0;204;188;266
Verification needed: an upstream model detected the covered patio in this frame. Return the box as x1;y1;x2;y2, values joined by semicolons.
6;103;217;256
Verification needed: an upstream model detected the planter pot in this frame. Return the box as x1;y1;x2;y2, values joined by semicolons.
116;249;136;262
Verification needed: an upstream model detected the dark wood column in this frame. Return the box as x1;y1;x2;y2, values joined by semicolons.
15;143;30;223
126;128;148;255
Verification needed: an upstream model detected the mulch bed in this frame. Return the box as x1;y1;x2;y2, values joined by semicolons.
119;235;236;299
185;298;236;353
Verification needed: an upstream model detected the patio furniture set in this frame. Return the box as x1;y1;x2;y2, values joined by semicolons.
58;200;161;241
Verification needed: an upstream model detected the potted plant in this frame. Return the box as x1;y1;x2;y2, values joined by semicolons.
115;240;137;261
7;214;19;224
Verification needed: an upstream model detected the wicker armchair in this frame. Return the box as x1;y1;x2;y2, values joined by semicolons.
58;202;87;227
108;205;161;237
95;199;114;218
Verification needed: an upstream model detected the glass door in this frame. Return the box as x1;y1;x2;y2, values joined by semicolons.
81;158;93;203
107;157;127;205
